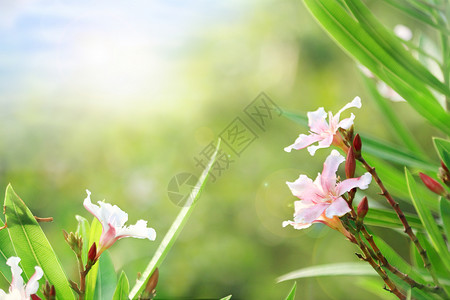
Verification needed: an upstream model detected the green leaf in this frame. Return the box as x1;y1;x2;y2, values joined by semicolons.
219;296;232;300
405;169;450;272
3;184;75;300
276;262;375;282
75;215;90;266
364;207;424;230
128;139;221;298
440;199;450;243
302;0;450;135
93;251;117;300
113;271;129;300
433;138;450;169
85;217;103;300
344;0;449;96
284;282;297;300
0;218;15;287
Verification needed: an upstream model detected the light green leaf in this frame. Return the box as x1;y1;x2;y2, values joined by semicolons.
3;184;75;300
440;199;450;244
93;251;117;300
276;262;375;282
75;215;90;266
433;138;450;169
113;271;129;300
85;217;103;300
219;296;232;300
405;169;450;272
128;139;221;298
284;282;296;300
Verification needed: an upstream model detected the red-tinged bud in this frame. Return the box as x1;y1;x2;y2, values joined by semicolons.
357;197;369;219
439;161;450;187
345;147;356;178
419;173;445;196
353;134;362;154
31;295;42;300
50;285;56;297
88;243;97;263
141;268;159;299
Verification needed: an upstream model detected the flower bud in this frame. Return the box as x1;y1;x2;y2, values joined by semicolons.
63;231;82;255
141;268;159;299
353;134;362;155
345;147;356;178
357;196;369;219
31;295;42;300
88;243;97;264
419;173;445;196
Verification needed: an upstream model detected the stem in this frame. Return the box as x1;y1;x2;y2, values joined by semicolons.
358;156;442;286
76;253;86;300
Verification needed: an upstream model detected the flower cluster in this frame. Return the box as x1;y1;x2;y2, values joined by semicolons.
284;98;372;237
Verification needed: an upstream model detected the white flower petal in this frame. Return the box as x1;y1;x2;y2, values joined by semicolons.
320;150;345;194
6;257;24;292
25;266;43;296
116;220;156;241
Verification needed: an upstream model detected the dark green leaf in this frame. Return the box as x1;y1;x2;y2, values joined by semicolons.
0;218;15;287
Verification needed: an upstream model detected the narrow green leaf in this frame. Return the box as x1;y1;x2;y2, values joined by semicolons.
3;184;75;300
302;0;450;135
93;251;117;300
440;199;450;243
405;169;450;272
113;271;129;300
276;262;375;282
128;139;221;298
284;282;296;300
75;215;90;266
85;217;103;300
365;207;424;230
219;296;232;300
433;138;450;169
344;0;450;96
0;218;15;286
357;278;398;300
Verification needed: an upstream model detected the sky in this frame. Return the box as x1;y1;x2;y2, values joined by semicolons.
0;0;244;111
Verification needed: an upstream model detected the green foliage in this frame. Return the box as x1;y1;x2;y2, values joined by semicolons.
434;138;450;169
75;215;90;267
85;217;103;300
3;184;75;300
93;251;117;300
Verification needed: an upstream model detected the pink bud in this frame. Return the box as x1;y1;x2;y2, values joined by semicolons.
357;197;369;219
345;147;356;178
353;134;362;154
419;173;445;196
88;243;97;263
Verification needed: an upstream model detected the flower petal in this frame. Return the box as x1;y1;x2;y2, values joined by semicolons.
116;220;156;241
25;266;43;297
307;134;334;156
336;172;372;195
307;107;328;133
6;257;24;292
284;133;323;153
294;201;328;224
287;175;325;202
337;113;356;130
321;150;345;194
332;96;361;125
325;197;351;218
282;220;313;230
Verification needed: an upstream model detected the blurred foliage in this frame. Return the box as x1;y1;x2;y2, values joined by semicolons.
0;0;443;299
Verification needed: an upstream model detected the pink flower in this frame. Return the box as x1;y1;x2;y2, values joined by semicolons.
83;190;156;258
0;257;43;300
284;97;361;155
283;150;372;238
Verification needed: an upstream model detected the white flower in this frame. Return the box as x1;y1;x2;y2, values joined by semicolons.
0;257;43;300
83;190;156;257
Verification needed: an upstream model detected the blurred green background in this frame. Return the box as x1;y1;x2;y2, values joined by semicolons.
0;0;441;299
